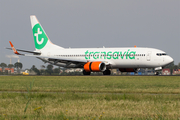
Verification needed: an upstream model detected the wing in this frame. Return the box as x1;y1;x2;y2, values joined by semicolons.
7;41;89;68
36;56;87;68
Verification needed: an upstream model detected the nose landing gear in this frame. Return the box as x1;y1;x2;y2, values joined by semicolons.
154;72;159;75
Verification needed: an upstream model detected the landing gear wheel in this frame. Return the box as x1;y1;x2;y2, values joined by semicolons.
103;69;111;75
155;72;159;75
83;70;91;75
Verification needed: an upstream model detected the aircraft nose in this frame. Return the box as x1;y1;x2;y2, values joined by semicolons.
167;56;174;64
163;56;173;67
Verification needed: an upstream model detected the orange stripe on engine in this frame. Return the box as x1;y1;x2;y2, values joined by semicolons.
91;61;102;72
84;62;91;72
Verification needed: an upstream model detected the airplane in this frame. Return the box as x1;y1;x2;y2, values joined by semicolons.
7;15;174;75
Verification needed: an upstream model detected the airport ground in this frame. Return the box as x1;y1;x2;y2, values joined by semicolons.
0;76;180;119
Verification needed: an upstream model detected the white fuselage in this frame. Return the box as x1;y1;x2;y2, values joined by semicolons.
8;15;174;75
39;47;173;69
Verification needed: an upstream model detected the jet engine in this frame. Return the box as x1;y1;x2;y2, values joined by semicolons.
84;61;106;72
119;68;139;72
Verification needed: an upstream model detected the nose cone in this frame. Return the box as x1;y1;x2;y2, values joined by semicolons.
168;56;174;63
166;56;174;65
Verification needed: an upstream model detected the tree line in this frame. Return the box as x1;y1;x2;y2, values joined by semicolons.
0;62;180;75
0;62;23;74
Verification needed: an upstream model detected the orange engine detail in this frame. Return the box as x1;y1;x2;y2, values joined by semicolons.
84;61;106;72
119;68;138;72
84;62;91;72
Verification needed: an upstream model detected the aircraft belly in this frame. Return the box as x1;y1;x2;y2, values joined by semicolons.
110;57;150;68
110;59;136;68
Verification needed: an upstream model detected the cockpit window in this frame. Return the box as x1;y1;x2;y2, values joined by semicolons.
162;53;167;55
156;53;167;56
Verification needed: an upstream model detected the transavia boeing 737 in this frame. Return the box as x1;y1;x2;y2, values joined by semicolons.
7;15;174;75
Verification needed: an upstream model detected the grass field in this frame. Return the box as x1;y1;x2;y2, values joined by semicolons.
0;76;180;119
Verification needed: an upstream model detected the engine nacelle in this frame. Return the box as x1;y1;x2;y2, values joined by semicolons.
84;61;106;72
119;68;139;72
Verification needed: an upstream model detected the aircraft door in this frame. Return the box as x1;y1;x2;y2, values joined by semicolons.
147;51;151;61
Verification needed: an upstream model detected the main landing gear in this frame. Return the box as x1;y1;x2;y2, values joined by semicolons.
154;71;159;75
83;70;91;75
82;69;111;75
103;69;111;75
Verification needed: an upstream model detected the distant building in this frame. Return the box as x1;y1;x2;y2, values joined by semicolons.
173;69;180;75
65;69;75;73
111;69;117;75
65;68;83;73
162;69;170;75
0;68;14;73
74;68;83;72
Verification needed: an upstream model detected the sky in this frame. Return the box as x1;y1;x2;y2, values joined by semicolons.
0;0;179;69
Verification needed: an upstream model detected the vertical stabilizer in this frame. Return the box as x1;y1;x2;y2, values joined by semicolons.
30;15;64;51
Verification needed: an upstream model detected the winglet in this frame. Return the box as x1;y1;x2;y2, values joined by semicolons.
9;41;20;55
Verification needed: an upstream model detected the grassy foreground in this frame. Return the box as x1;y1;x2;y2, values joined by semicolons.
0;76;180;119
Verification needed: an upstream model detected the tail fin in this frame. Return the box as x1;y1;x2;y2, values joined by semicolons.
30;15;64;51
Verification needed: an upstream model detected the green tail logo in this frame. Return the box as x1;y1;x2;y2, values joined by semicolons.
32;24;48;49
